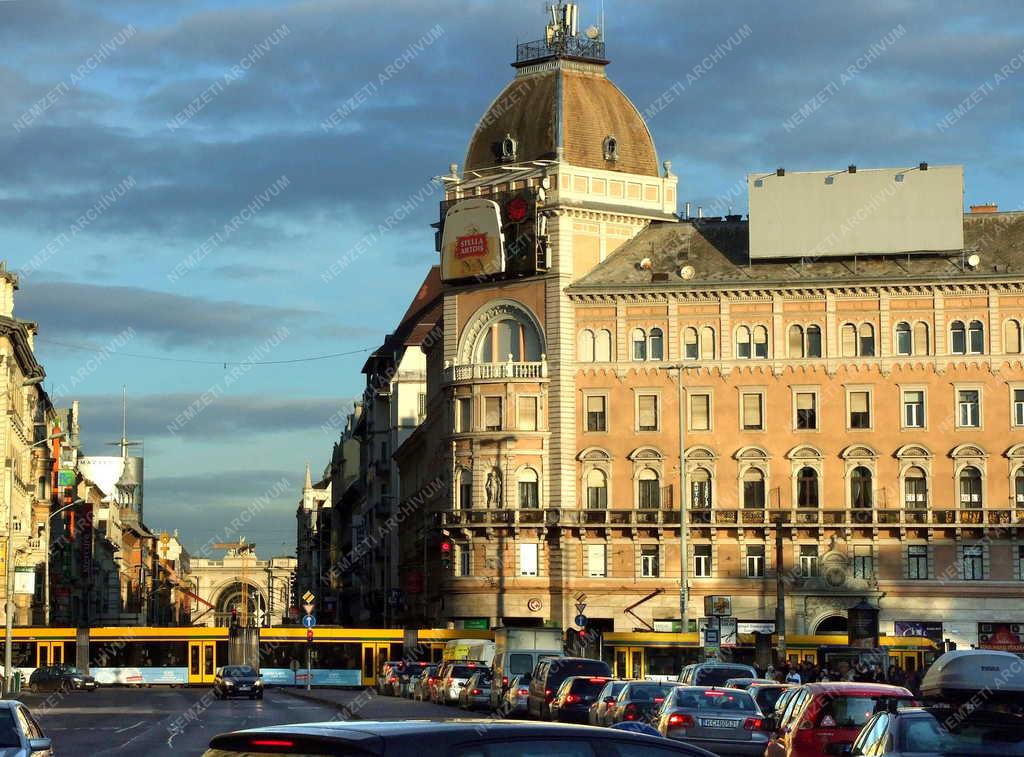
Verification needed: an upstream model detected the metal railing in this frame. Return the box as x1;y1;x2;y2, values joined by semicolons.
437;507;681;527
515;36;606;64
685;506;1024;526
444;361;548;383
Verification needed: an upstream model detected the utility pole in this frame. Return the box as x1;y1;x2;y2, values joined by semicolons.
668;365;689;632
773;491;787;664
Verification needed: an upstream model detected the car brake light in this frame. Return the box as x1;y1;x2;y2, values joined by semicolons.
518;688;529;695
743;717;764;730
472;688;481;695
625;704;638;720
566;694;581;704
503;676;508;685
427;677;435;684
588;677;608;683
250;739;295;747
545;688;554;701
667;713;694;728
390;676;397;683
653;697;664;703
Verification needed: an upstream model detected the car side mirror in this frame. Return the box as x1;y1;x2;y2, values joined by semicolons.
29;738;52;753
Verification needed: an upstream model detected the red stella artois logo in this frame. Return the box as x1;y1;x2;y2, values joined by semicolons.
454;229;488;259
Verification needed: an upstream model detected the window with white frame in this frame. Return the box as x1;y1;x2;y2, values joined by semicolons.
895;322;912;355
632;328;647;361
454;544;471;577
518;468;540;509
908;545;929;580
904;467;928;509
683;327;699;360
962;545;983;581
746;544;765;578
1014;389;1024;427
640;545;660;577
458;469;473;509
959;466;983;508
796;467;819;508
649;328;664;361
484;396;503;431
518;396;538;431
1015;469;1024;506
457;397;472;432
689;393;711;432
795;392;817;430
753;325;769;358
586;543;607;577
969;320;985;353
736;326;752;359
741;392;764;431
638;469;661;509
849;391;871;429
903;390;925;428
743;468;766;508
637;393;659;432
518;543;538;576
859;323;876;356
806;325;822;357
586;468;608;509
852;545;874;579
690;468;712;509
586;395;607;432
850;466;873;509
799;545;819;577
693;544;712;578
957;389;980;428
700;326;716;360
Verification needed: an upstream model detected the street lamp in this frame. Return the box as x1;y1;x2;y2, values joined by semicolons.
4;418;66;695
664;364;690;633
44;498;82;627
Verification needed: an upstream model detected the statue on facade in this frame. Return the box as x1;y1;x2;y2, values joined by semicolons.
485;468;503;507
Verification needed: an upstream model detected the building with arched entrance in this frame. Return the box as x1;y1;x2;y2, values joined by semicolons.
185;542;295;627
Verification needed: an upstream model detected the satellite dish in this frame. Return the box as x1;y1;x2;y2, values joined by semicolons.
967;254;981;268
680;265;696;280
585;25;601;40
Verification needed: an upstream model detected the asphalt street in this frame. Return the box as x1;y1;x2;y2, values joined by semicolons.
13;685;483;755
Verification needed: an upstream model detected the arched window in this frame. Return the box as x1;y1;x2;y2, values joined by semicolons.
476;316;541;362
858;323;875;356
700;326;716;360
518;468;539;509
895;322;912;356
1004;320;1022;355
1015;469;1024;505
797;467;819;508
458;469;473;510
577;329;595;363
968;320;985;354
840;323;857;357
950;321;966;354
807;325;822;358
753;325;769;359
742;468;765;509
959;466;982;507
683;327;699;360
913;322;930;356
788;325;804;359
691;468;711;509
632;328;647;361
595;329;612;362
649;328;664;361
905;466;928;509
638;468;661;509
736;326;752;359
586;468;608;509
850;466;872;509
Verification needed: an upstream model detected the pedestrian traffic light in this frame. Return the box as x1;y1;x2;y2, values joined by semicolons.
440;539;453;570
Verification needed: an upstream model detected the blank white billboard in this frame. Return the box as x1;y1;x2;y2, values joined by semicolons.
748;164;964;259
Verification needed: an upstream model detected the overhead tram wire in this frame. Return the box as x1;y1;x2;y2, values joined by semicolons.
34;336;373;367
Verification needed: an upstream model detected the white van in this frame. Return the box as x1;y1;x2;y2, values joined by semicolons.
489;627;563;709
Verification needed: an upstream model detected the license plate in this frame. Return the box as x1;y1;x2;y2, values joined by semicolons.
239;685;250;691
700;718;739;729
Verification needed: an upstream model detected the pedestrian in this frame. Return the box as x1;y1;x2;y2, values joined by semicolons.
785;668;802;684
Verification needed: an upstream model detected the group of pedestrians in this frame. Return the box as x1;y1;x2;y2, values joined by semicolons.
761;659;926;694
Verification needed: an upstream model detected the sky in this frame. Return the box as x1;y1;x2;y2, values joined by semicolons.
1;0;1022;556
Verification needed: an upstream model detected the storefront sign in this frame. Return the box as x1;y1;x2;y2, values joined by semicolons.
978;622;1024;653
894;621;943;644
463;618;489;630
737;621;776;635
14;567;35;595
440;199;504;281
704;595;732;617
57;470;76;487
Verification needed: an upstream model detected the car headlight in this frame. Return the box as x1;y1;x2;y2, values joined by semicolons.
255;679;263;687
224;680;234;686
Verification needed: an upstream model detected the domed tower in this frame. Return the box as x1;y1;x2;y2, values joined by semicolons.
433;3;678;631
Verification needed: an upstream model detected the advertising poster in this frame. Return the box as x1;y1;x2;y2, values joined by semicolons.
978;622;1024;653
894;621;943;644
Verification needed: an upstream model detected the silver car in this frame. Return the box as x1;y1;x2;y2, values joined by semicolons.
655;685;770;756
500;674;530;718
0;701;52;756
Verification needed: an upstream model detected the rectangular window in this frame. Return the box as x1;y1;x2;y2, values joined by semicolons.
849;390;871;429
484;396;503;431
518;479;539;509
694;545;713;578
586;544;607;578
903;390;925;428
908;545;929;580
795;392;817;430
962;546;983;581
518;544;538;577
454;545;471;577
746;545;765;578
640;545;660;577
457;397;472;433
1014;389;1024;427
518;396;538;431
638;478;661;509
852;545;873;579
586;395;607;432
689;393;711;432
742;393;764;431
638;394;659;431
958;389;980;428
418;392;427;420
799;545;819;577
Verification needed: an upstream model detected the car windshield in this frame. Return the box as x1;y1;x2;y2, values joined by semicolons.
0;709;19;748
695;667;753;687
61;666;81;675
753;686;787;713
901;713;1024;755
568;679;607;696
451;666;477;678
819;696;885;728
628;684;674;702
675;689;758;712
222;667;255;677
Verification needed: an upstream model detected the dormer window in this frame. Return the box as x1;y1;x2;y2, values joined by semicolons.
500;133;518;162
603;135;618;162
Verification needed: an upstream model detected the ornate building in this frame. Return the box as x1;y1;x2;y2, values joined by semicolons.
389;4;1024;654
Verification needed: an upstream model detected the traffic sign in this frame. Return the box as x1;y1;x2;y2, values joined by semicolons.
302;614;317;629
302;591;315;603
302;603;315;615
575;602;587;615
306;628;314;642
574;614;588;628
704;629;720;645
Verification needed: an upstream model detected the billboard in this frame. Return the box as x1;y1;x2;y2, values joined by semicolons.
748;164;964;259
978;622;1024;653
440;198;504;281
894;620;943;644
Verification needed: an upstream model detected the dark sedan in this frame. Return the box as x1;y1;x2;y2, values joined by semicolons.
28;664;97;692
205;719;719;756
549;675;610;723
213;665;264;700
607;681;678;725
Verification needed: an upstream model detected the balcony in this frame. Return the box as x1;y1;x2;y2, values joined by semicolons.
443;361;548;385
437;507;680;527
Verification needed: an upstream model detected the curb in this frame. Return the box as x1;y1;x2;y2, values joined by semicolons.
277;686;365;719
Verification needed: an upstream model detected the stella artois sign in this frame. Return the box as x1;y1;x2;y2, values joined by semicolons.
441;198;504;281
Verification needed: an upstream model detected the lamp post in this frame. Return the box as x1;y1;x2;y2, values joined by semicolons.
44;498;81;627
665;364;690;633
4;420;65;695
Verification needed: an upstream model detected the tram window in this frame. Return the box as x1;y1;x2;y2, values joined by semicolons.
12;643;33;668
390;643;403;661
260;642;303;669
645;649;693;676
363;648;374;677
63;641;77;665
204;645;214;675
313;642;360;670
190;646;199;675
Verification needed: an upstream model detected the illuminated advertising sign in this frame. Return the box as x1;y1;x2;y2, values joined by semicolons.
440;199;504;281
978;622;1024;653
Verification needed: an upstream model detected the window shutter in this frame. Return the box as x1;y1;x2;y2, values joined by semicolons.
586;544;606;577
700;326;716;360
841;325;857;357
519;544;538;576
518;396;538;431
796;393;814;411
850;392;869;413
638;395;658;429
742;394;762;427
485;397;502;429
913;322;930;356
690;394;709;430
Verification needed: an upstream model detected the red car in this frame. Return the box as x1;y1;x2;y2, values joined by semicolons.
764;682;913;757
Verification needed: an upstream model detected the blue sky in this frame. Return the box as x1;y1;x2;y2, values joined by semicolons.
1;0;1022;554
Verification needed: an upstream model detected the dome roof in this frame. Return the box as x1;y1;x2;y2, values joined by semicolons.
465;62;660;177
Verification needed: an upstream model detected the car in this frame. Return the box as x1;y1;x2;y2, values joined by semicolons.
458;670;493;710
399;660;432;698
549;675;610;723
205;719;720;756
527;656;613;720
723;677;776;690
654;685;770;756
27;664;97;692
589;679;629;726
849;706;1024;757
764;682;914;757
213;665;264;700
0;701;52;757
437;661;484;705
412;665;438;702
607;681;680;726
678;663;758;688
746;682;795;717
500;673;532;718
377;661;403;696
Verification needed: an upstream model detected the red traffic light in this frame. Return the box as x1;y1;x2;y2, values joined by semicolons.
506;196;528;223
440;540;452;553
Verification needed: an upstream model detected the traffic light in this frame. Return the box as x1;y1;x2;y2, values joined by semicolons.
440;539;453;570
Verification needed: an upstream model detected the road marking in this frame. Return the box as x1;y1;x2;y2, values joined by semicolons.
114;721;145;734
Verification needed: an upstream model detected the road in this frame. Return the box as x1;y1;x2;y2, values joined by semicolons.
17;686;486;755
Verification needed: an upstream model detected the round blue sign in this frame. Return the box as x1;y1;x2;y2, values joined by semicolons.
302;614;316;629
574;614;588;627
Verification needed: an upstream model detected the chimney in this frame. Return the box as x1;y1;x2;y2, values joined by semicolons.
970;203;998;214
